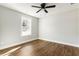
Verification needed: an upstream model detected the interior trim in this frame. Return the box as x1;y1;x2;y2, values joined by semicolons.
39;38;79;48
0;39;37;50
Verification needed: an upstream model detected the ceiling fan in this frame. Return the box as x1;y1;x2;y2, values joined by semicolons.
32;3;56;13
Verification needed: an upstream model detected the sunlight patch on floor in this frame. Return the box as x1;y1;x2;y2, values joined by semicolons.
17;45;33;56
0;46;21;56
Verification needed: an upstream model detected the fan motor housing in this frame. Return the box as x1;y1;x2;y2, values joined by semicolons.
41;3;46;8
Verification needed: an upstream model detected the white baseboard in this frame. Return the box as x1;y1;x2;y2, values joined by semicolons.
1;38;79;50
0;39;37;50
39;38;79;48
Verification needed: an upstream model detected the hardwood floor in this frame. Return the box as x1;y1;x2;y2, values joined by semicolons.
0;39;79;56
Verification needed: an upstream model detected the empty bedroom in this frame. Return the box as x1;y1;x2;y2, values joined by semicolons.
0;3;79;56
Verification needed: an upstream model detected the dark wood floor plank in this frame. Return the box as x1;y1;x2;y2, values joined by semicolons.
0;39;79;56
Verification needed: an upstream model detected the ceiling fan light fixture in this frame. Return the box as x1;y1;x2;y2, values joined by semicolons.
32;3;56;13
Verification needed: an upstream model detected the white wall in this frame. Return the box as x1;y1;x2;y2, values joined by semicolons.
39;8;79;46
78;9;79;40
0;5;79;49
0;6;39;49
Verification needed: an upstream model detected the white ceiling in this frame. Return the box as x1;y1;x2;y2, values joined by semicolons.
0;3;79;18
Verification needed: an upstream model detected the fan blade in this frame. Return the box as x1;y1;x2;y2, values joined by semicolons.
44;9;48;13
45;5;56;8
36;8;42;13
32;5;41;8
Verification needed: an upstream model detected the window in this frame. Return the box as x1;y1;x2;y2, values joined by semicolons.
21;16;32;36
